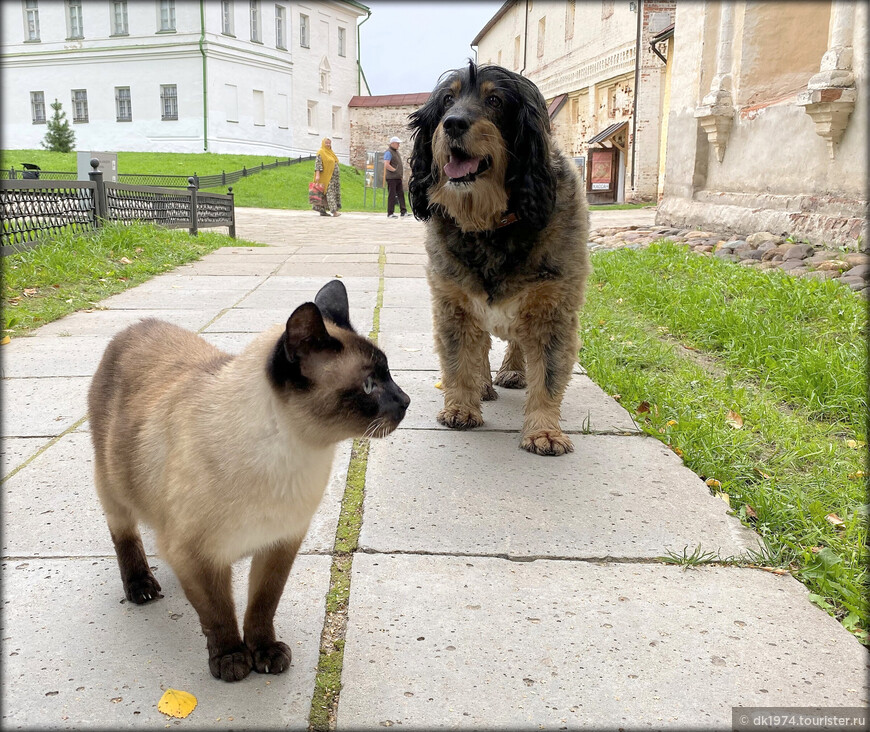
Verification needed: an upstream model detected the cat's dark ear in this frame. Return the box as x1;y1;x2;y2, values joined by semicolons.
314;279;355;332
283;302;340;357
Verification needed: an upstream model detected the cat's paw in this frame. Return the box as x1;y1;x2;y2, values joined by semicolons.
123;573;163;605
494;370;526;389
437;407;483;430
481;382;498;401
209;644;253;682
520;430;574;456
249;641;292;675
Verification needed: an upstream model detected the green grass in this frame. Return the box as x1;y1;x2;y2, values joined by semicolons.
2;149;390;213
580;241;868;642
2;222;253;337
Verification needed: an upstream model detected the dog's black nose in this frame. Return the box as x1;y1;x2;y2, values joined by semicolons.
443;115;469;138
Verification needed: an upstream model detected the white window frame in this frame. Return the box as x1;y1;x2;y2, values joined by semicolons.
275;4;286;49
250;0;261;42
71;89;88;123
331;105;343;137
111;1;128;35
159;0;176;32
277;92;288;129
115;86;132;121
252;89;265;126
307;100;317;133
337;26;346;57
66;0;83;39
160;84;178;120
319;57;331;94
221;0;234;35
24;0;40;41
299;12;309;47
30;91;45;123
225;83;239;122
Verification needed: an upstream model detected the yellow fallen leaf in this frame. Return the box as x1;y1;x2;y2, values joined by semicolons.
670;445;684;457
705;478;721;489
845;439;866;449
718;492;731;507
825;513;845;528
666;420;677;426
725;410;743;429
0;336;10;345
434;380;443;390
848;471;866;480
157;688;197;719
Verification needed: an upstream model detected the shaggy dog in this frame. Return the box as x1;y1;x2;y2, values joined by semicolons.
408;61;590;456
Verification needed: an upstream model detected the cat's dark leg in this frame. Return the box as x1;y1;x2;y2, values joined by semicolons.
95;469;162;604
167;547;251;682
243;536;303;675
494;340;527;389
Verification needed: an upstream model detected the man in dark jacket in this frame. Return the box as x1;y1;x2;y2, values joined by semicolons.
383;136;409;218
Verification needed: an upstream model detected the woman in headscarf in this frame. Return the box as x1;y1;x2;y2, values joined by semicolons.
313;137;341;217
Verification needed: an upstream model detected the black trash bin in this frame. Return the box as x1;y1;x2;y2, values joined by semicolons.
21;163;41;179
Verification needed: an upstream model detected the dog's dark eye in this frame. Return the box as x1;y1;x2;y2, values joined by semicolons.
443;94;454;108
486;95;502;109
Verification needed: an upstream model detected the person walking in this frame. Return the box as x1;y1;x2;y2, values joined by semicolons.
383;136;409;218
314;137;341;217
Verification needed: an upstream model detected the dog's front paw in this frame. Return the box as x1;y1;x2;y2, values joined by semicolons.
249;640;292;675
494;370;526;389
481;382;498;401
209;644;253;682
521;430;574;456
437;407;484;430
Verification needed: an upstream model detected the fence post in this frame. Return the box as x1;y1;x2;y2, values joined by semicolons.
227;186;236;239
88;158;107;226
193;173;199;189
188;177;198;236
222;170;226;186
9;167;14;180
243;166;247;177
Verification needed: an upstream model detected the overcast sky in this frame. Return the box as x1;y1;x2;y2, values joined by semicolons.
358;1;505;95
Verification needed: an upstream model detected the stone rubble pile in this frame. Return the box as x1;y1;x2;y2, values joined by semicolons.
588;226;870;298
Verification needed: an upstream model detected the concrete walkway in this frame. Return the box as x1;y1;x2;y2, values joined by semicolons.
1;208;867;729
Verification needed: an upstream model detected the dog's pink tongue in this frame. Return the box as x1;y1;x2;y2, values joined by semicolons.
444;155;481;179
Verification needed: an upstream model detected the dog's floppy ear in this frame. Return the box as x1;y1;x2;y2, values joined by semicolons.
506;75;557;232
408;94;442;221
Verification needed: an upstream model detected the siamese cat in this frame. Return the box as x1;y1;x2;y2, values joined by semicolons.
88;280;409;682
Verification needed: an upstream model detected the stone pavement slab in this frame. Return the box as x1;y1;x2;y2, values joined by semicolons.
0;336;111;378
338;554;869;730
2;377;90;438
360;430;758;558
1;554;330;730
203;306;374;335
32;309;219;338
394;371;639;433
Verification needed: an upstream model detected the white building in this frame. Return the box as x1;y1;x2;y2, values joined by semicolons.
1;0;369;161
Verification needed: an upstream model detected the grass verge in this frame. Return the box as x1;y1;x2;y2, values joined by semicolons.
2;149;390;213
2;222;256;338
580;242;868;642
308;246;386;731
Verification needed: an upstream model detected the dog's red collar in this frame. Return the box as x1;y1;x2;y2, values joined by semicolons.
495;212;520;229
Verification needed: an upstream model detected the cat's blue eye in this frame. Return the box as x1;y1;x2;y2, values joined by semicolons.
363;376;374;395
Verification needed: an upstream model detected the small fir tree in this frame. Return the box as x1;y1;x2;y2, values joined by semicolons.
41;99;76;153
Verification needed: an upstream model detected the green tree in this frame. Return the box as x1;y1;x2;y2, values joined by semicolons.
41;99;76;153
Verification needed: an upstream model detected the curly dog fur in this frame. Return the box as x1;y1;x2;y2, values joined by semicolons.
408;61;590;456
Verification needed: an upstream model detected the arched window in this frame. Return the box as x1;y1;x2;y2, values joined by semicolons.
319;57;331;94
